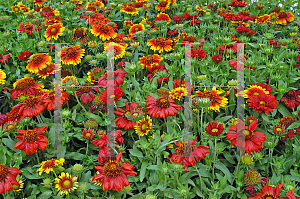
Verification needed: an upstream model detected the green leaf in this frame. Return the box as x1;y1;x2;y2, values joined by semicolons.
140;162;148;182
2;138;16;150
287;121;300;130
220;173;227;189
83;112;103;124
277;104;292;116
261;113;269;122
0;146;6;164
223;152;235;164
81;171;91;182
147;165;158;170
131;77;139;88
215;161;232;183
38;190;52;199
129;148;143;158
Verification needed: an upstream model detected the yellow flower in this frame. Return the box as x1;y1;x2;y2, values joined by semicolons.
0;69;6;85
242;154;254;165
37;158;65;175
55;172;78;195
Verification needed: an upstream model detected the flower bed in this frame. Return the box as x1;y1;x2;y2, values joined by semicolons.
0;0;300;198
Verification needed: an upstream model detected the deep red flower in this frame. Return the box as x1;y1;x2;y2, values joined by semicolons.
11;95;45;118
115;101;144;130
0;114;8;126
146;64;169;86
42;88;69;110
281;189;300;199
16;21;41;35
249;184;282;199
173;15;183;23
226;120;265;154
247;93;278;114
92;152;137;192
13;126;48;155
205;121;224;136
228;57;257;71
247;116;257;125
0;53;11;64
97;87;123;104
98;69;127;88
10;77;43;100
280;90;300;109
190;48;207;59
145;95;181;118
170;135;209;170
257;4;264;9
117;60;131;68
18;50;32;61
0;164;22;195
212;54;223;63
75;83;95;104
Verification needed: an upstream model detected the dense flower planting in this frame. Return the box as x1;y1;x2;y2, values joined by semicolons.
0;0;300;198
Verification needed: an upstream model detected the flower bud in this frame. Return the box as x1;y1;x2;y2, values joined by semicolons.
125;52;132;57
73;163;83;172
88;41;97;48
43;178;51;186
80;184;88;191
85;55;92;61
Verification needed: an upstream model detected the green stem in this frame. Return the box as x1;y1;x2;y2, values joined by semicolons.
35;152;40;164
194;164;203;194
136;121;140;140
85;141;89;157
200;108;204;144
74;92;87;112
212;138;217;182
231;155;241;185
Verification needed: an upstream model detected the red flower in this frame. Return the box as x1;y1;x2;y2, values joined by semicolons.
92;152;137;192
117;60;131;68
13;126;48;155
0;164;22;195
81;128;95;139
249;184;282;199
98;69;127;88
281;189;300;199
280;90;300;109
190;48;207;59
247;93;279;114
0;53;11;64
257;4;264;9
212;54;223;63
97;87;123;104
11;95;45;118
18;50;32;61
75;83;95;104
16;21;41;35
173;16;183;23
42;88;69;110
0;114;8;126
115;101;144;130
145;95;181;118
146;63;169;85
226;120;265;154
205;121;224;136
10;77;44;100
170;135;209;170
247;116;257;125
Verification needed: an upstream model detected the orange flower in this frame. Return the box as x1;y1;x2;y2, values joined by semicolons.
104;44;126;60
42;88;69;111
153;13;171;25
155;0;170;12
120;4;139;15
36;63;57;79
0;164;22;195
255;14;270;25
129;23;145;35
61;45;85;65
44;23;65;41
124;20;134;28
139;54;163;69
277;10;294;25
11;95;45;118
13;126;48;155
147;37;174;53
34;0;45;7
10;77;44;100
72;28;88;42
91;23;117;41
27;53;52;73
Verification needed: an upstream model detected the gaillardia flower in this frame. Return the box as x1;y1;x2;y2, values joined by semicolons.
129;23;145;35
55;172;78;195
205;121;224;137
10;77;44;100
247;93;278;114
120;3;139;15
61;45;85;65
277;10;294;25
145;95;181;118
27;53;52;73
0;164;22;195
92;152;137;192
249;184;283;199
139;54;163;69
91;23;117;41
36;158;65;175
44;23;65;41
170;135;210;171
11;95;45;118
147;37;174;53
280;90;300;109
0;69;6;85
135;115;152;136
13;126;48;155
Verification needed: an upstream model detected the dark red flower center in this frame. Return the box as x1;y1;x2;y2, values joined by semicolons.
97;24;110;34
242;11;250;16
78;83;92;93
144;56;156;64
15;77;35;91
243;170;261;186
104;161;123;177
62;179;73;189
244;129;253;140
25;24;33;31
0;164;8;181
42;159;56;169
284;90;298;99
65;48;77;58
87;6;97;11
48;92;55;101
32;54;44;64
262;195;276;199
159;1;168;7
23;130;39;143
155;38;166;47
74;28;85;38
24;95;39;108
157;88;170;98
186;35;197;42
42;6;52;12
102;71;116;80
278;11;287;18
177;142;195;156
280;116;296;127
125;6;135;12
155;97;171;108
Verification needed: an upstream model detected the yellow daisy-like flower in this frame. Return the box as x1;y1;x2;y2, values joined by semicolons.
192;87;228;112
44;23;65;42
195;5;206;13
135;115;152;136
12;176;24;192
169;87;187;100
255;14;270;25
120;4;139;15
90;23;117;42
0;69;6;85
241;154;253;165
147;37;174;53
36;158;65;175
104;43;127;60
244;85;269;98
55;172;78;195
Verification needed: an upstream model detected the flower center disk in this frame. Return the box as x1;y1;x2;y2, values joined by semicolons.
155;97;171;108
23;130;39;143
104;161;123;177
